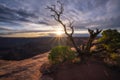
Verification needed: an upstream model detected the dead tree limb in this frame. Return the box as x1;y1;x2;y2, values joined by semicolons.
85;28;102;53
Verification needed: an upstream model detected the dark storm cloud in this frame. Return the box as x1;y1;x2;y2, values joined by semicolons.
0;0;120;36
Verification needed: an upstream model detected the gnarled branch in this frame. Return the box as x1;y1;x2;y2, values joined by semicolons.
47;1;81;55
47;1;74;36
85;28;102;53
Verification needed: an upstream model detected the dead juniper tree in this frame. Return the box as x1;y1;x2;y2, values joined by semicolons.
47;1;81;55
85;28;102;53
47;1;102;61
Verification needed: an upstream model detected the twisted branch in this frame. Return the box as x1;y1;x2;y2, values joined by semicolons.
47;1;74;36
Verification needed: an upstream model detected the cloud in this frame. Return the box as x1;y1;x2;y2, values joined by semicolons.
0;3;37;23
0;0;120;37
0;27;12;31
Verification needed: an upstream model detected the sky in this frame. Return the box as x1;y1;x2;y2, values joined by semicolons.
0;0;120;37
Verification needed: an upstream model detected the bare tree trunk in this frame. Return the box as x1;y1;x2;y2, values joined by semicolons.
47;1;102;62
47;1;81;55
85;38;93;52
85;28;102;53
68;36;81;54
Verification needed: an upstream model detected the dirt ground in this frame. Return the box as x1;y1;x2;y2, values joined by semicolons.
50;57;120;80
0;52;120;80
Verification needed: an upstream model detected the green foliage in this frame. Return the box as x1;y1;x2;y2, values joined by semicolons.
110;53;120;66
48;46;77;64
97;29;120;67
110;53;119;60
99;29;120;52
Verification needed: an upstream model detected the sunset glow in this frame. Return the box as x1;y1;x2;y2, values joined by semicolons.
0;0;120;37
55;30;64;36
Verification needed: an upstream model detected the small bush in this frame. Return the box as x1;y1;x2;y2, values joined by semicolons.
48;46;77;64
98;29;120;53
104;53;120;67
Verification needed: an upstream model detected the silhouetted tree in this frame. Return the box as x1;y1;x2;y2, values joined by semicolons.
47;1;81;55
85;28;102;53
47;1;102;60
